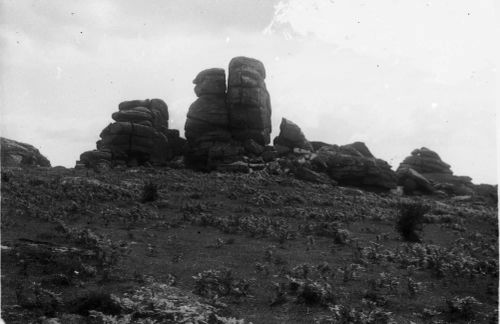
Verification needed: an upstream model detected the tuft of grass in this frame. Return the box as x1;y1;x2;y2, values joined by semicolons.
395;201;429;242
140;180;159;203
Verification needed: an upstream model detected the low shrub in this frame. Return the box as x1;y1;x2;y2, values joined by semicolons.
395;201;429;242
140;180;159;203
446;296;481;320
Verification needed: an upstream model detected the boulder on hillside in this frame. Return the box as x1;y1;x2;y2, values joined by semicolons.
1;137;51;168
397;147;475;196
341;142;374;158
312;143;397;190
273;118;313;151
398;147;452;174
227;56;272;145
396;167;434;195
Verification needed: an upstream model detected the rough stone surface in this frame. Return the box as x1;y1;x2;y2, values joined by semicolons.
396;167;434;194
1;137;51;168
193;68;226;97
185;95;230;144
312;144;397;190
273;118;313;151
78;98;179;168
227;56;271;145
185;68;234;169
397;147;476;196
398;147;452;174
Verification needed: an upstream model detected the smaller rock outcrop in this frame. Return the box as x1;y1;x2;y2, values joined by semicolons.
311;142;397;190
1;137;51;168
396;167;434;195
78;98;182;169
398;147;452;174
273;118;313;152
397;147;474;196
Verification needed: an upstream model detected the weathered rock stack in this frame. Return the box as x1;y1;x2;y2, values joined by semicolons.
79;99;184;168
227;57;272;145
397;147;472;195
273;118;313;153
311;142;397;190
184;68;243;169
184;57;272;170
1;137;51;168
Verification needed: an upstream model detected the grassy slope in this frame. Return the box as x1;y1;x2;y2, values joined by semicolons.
1;166;498;323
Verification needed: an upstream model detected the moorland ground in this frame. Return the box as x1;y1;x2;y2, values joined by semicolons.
1;166;498;323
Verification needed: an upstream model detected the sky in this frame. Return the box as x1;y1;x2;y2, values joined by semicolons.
0;0;497;184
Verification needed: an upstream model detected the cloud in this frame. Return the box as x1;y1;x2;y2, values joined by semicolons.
0;0;496;184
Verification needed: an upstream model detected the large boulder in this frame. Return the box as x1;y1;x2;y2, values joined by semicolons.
398;147;452;174
193;68;226;96
273;118;313;151
1;137;51;168
185;95;231;144
312;143;397;190
397;147;475;196
227;56;272;145
341;142;374;158
396;167;434;194
185;68;239;169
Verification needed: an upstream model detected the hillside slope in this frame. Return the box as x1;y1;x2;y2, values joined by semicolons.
1;166;498;323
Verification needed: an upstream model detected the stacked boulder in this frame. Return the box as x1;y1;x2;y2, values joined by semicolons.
185;69;231;144
227;57;272;145
273;118;313;153
397;147;472;195
311;142;397;191
1;137;51;168
79;99;184;168
184;57;272;170
184;68;243;169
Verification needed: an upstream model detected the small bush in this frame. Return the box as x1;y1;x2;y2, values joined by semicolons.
140;180;159;203
446;296;481;320
395;201;429;242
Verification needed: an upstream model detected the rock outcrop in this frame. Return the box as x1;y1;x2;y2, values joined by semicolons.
311;143;397;190
78;99;184;168
184;57;273;170
227;57;272;145
397;147;473;196
184;68;244;169
1;137;51;168
273;118;313;152
396;167;434;195
398;147;452;174
185;69;231;145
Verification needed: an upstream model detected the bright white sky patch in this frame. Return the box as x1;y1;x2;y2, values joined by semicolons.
0;0;497;184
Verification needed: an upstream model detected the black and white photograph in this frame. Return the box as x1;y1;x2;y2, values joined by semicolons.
0;0;498;323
